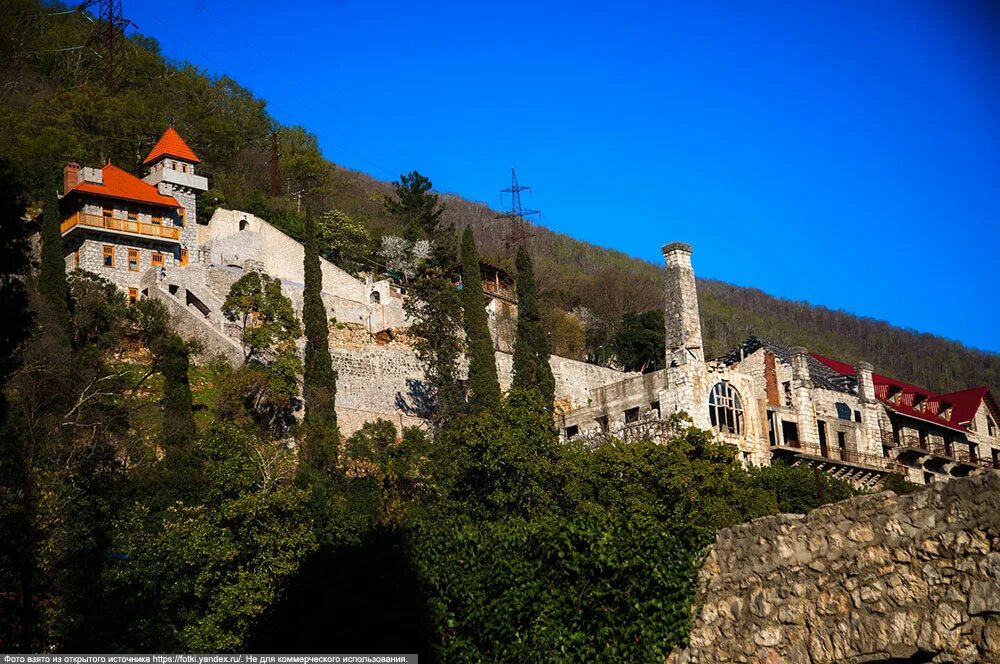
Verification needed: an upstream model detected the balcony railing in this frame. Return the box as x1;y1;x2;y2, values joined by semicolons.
773;441;891;470
61;212;180;242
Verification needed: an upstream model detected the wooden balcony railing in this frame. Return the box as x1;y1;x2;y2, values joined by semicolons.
61;212;180;241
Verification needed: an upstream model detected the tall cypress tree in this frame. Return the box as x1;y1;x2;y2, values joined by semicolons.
160;334;196;449
301;214;339;471
460;227;501;413
38;191;70;338
512;246;554;409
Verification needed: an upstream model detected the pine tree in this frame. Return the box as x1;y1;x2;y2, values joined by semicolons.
388;172;466;427
38;191;70;339
301;214;339;471
160;334;196;449
512;247;554;410
460;227;500;413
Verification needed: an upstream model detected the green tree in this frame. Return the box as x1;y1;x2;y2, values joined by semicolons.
345;420;430;526
301;214;339;472
460;227;501;413
38;191;70;339
106;423;315;651
383;171;443;242
68;270;129;350
222;271;301;364
387;172;465;427
611;310;665;373
319;209;371;272
511;247;554;410
160;334;196;450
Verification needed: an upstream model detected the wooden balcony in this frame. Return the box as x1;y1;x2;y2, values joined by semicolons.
61;212;180;242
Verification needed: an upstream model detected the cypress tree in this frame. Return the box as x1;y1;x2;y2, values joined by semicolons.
301;214;339;471
512;246;554;409
38;190;70;338
160;333;196;449
460;227;501;413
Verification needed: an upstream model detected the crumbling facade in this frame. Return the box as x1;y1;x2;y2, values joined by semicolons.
558;243;1000;487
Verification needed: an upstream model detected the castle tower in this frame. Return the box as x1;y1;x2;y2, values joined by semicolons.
661;242;710;429
142;127;208;265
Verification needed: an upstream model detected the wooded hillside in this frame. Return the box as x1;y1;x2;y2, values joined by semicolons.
2;0;996;393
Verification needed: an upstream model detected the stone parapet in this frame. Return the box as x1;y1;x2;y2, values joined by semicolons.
668;473;1000;663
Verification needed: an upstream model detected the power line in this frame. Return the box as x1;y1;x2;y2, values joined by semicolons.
495;168;540;254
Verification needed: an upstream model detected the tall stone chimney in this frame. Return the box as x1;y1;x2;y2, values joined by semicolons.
63;162;80;195
661;242;709;429
790;347;819;448
855;361;883;455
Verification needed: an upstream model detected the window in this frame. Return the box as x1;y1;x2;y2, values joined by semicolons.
624;407;640;424
151;213;162;226
151;252;164;267
837;431;848;460
970;444;979;463
782;381;792;407
103;245;114;268
564;425;579;440
102;206;113;219
128;248;139;271
854;410;862;423
370;291;381;304
781;420;799;446
817;420;828;458
127;208;138;222
650;401;661;419
709;382;744;435
989;416;997;438
835;402;852;420
595;415;609;433
180;248;189;267
128;288;138;304
919;429;928;451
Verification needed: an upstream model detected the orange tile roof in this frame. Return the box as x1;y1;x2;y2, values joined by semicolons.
143;127;201;165
67;163;181;209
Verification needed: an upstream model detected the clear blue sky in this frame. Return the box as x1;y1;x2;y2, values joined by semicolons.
125;0;1000;353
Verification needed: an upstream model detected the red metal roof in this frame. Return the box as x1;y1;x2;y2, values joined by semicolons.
810;353;990;433
143;127;201;165
66;163;181;209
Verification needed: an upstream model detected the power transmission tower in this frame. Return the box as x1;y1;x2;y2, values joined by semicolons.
82;0;134;90
495;168;539;254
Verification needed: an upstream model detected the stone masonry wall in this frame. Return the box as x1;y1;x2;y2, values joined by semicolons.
668;472;1000;663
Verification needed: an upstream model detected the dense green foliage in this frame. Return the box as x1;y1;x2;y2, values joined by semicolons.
512;248;555;409
160;334;196;450
460;227;501;413
301;213;339;471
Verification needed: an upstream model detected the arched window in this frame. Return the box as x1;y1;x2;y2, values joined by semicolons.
370;290;381;304
709;382;743;435
239;218;248;231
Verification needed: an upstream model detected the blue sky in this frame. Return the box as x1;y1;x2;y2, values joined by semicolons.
125;0;1000;352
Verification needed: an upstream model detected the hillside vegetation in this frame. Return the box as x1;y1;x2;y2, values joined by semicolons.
2;0;996;393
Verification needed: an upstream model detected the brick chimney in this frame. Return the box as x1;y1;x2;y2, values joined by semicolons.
63;162;80;195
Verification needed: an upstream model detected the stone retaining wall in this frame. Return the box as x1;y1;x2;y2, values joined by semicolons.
668;473;1000;663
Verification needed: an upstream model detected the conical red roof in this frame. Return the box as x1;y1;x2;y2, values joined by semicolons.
143;127;200;165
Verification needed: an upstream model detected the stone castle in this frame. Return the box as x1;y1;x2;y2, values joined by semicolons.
57;128;1000;487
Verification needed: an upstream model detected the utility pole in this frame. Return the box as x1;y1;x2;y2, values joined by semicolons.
268;131;281;196
495;168;540;254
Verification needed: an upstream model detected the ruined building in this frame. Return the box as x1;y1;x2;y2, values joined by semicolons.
55;129;1000;486
558;242;1000;487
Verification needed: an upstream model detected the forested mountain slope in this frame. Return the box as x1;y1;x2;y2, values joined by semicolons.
2;0;996;393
